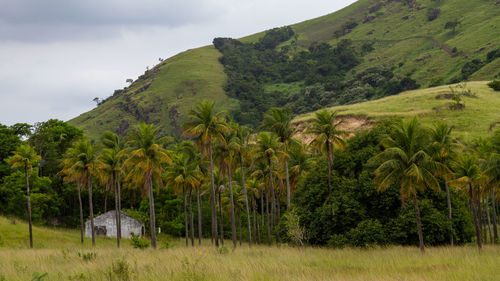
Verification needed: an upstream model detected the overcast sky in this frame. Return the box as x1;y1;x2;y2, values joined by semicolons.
0;0;355;126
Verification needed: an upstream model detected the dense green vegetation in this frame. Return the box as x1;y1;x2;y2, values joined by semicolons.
213;27;418;127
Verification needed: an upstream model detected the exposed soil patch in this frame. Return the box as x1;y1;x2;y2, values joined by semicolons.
293;116;372;145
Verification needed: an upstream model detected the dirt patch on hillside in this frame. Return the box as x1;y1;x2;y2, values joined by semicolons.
293;116;373;145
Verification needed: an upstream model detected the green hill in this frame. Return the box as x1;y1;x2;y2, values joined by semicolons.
293;81;500;143
69;0;500;139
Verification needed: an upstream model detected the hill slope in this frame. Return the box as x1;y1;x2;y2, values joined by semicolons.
293;81;500;143
69;0;500;139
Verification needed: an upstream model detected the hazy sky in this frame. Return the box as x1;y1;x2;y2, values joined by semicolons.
0;0;356;125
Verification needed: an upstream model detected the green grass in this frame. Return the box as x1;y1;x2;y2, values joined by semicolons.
69;0;500;139
294;81;500;142
1;216;499;281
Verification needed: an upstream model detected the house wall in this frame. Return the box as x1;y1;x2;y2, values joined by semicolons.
85;211;144;239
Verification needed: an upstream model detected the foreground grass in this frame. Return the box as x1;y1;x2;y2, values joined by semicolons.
1;217;499;280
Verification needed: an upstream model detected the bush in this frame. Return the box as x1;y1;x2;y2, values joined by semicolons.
327;234;348;248
345;219;388;247
427;8;440;21
488;80;500;91
130;233;149;249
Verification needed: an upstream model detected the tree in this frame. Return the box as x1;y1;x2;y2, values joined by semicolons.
450;154;483;249
6;144;41;248
254;132;281;243
371;118;444;253
261;107;296;209
444;20;460;33
308;110;345;194
429;122;456;245
165;151;201;247
123;123;171;249
183;100;229;247
98;131;125;248
485;129;500;243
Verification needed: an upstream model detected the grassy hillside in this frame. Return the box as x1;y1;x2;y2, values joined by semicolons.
1;216;499;281
294;81;500;142
69;0;500;139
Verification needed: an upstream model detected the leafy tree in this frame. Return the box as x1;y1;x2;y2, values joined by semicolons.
0;124;21;179
6;144;41;248
370;118;445;253
183;100;229;247
123;123;171;249
308;110;345;194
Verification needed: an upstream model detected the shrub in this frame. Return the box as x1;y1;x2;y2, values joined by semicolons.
488;80;500;91
130;233;149;249
345;219;388;247
77;252;96;262
427;8;440;21
327;234;348;248
109;260;131;281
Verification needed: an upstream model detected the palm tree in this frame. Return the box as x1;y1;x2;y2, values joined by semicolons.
165;151;201;247
233;124;253;247
450;153;483;249
254;132;281;243
308;110;345;194
371;118;444;253
485;129;500;243
6;144;41;248
97;131;125;248
183;100;229;247
123;123;171;249
261;107;296;209
429;122;456;245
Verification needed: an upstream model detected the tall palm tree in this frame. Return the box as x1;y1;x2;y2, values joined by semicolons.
450;153;483;249
97;131;125;248
183;100;229;247
165;152;201;247
6;144;41;248
233;124;253;247
261;107;296;209
123;123;171;249
485;129;500;243
429;122;456;245
308;110;345;194
371;118;444;253
254;132;281;243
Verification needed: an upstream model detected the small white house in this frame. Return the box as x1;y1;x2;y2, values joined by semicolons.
85;210;145;239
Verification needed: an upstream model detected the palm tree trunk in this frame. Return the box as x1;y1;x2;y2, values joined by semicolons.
238;209;242;246
260;191;264;230
208;142;219;247
414;196;425;254
183;187;188;247
218;190;224;246
276;188;281;244
189;187;195;247
444;180;453;246
266;185;271;246
326;142;332;194
477;190;484;243
88;170;95;247
104;186;108;213
486;196;492;244
117;174;122;246
25;165;33;249
469;183;482;249
268;158;276;229
77;181;84;245
253;198;259;244
491;189;498;244
227;166;237;248
148;174;157;249
240;156;252;247
197;187;202;245
285;159;291;209
113;173;120;248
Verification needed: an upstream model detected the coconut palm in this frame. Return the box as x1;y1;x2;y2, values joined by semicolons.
97;131;125;248
123;123;171;249
61;139;98;246
485;129;500;243
261;107;296;209
308;110;345;194
183;100;229;247
429;122;456;245
6;144;41;248
370;118;444;253
450;153;483;249
254;132;281;243
232;123;253;247
165;151;201;247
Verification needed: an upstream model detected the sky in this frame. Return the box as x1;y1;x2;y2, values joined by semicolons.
0;0;356;126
